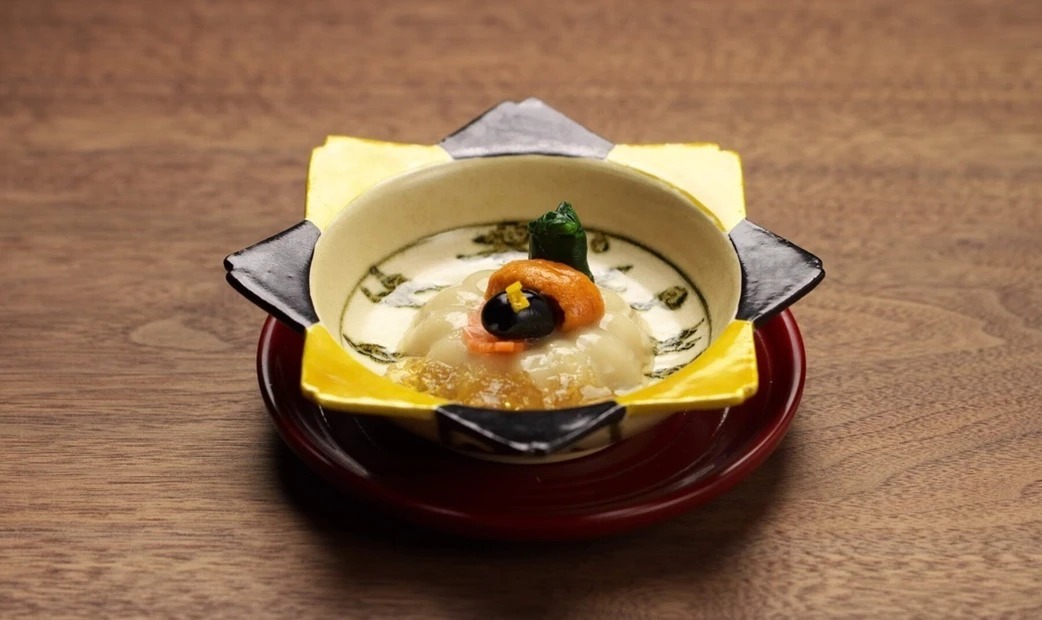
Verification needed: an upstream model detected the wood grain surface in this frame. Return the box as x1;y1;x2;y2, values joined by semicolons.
2;0;1041;617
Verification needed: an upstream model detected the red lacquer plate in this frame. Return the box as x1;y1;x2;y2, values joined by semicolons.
258;310;806;541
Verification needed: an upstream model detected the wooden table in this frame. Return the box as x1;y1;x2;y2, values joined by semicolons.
3;1;1040;617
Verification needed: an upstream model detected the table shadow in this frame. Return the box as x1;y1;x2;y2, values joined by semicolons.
271;430;792;619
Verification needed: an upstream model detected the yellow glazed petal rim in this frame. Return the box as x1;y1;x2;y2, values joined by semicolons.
298;136;758;419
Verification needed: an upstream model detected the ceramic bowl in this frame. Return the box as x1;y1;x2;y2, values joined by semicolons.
224;98;824;462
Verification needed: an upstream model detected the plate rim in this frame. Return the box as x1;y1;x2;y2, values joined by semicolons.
257;310;806;541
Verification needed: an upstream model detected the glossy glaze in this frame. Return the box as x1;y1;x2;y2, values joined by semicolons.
440;97;613;160
435;402;626;457
729;220;827;326
224;221;320;332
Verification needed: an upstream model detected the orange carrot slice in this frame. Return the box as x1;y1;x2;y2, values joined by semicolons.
485;259;604;331
463;312;528;355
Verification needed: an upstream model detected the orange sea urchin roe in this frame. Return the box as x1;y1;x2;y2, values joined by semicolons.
484;259;604;331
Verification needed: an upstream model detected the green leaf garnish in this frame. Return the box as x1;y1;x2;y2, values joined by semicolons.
527;201;594;281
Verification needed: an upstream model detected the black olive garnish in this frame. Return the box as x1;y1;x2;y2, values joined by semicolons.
480;288;556;340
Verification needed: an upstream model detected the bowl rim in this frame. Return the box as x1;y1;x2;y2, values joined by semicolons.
296;147;762;420
306;151;750;404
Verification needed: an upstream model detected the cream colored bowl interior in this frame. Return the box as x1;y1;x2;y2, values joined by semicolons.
310;155;741;355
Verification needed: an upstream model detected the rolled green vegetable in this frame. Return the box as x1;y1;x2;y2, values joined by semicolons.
527;202;594;281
